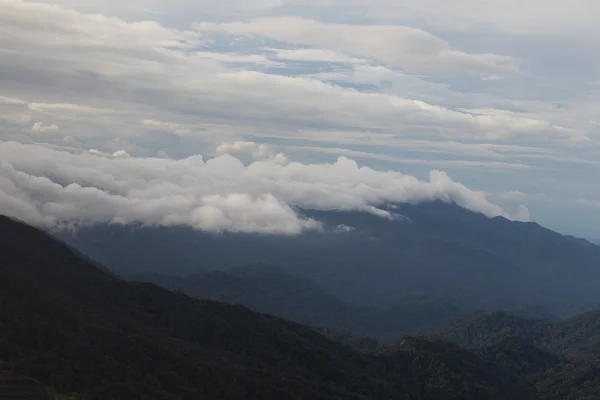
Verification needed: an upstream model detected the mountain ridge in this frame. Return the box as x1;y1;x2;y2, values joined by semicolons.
4;214;600;398
130;264;471;341
56;201;600;317
0;213;527;400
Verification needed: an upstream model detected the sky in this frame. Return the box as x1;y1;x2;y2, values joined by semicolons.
0;0;599;237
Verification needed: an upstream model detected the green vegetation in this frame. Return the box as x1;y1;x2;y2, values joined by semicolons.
0;215;521;399
428;310;600;399
4;214;600;399
131;265;470;342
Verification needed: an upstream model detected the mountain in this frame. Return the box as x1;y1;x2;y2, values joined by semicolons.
426;310;600;399
56;201;600;317
5;215;600;399
131;264;471;341
0;214;530;400
378;336;526;400
475;336;562;375
428;310;600;359
427;311;555;349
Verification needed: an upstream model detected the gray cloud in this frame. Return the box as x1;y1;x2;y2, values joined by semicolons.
0;0;598;236
0;0;582;147
195;17;521;76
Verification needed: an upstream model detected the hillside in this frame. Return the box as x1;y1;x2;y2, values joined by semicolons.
0;214;529;400
131;265;470;341
57;201;600;317
429;310;600;359
426;310;600;399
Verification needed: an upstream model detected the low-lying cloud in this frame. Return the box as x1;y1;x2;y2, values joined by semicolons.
0;141;528;234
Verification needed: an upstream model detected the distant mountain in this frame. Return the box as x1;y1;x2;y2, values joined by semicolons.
57;201;600;317
131;264;471;341
0;214;530;400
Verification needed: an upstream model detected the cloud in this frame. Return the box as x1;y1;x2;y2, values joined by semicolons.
0;0;584;151
195;17;521;76
1;0;599;236
265;47;367;64
31;122;59;133
577;198;600;209
34;0;600;39
357;0;600;37
216;141;272;160
514;205;531;222
88;149;131;158
0;140;520;234
287;145;539;171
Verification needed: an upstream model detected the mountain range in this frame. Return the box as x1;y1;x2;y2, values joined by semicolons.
3;212;600;399
0;214;525;399
58;201;600;318
131;264;471;342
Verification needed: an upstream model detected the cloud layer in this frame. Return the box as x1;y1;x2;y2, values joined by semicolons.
1;0;599;237
0;141;524;234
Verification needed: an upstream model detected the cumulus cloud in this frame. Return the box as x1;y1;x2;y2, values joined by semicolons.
0;141;520;234
216;141;272;160
88;149;132;158
31;122;59;133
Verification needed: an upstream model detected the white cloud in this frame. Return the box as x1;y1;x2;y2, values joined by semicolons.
0;0;584;151
0;140;520;234
195;17;521;76
33;0;600;39
1;0;599;235
216;140;272;160
31;122;59;133
514;205;531;222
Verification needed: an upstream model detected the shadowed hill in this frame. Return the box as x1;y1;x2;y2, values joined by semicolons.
131;264;470;341
476;336;563;375
0;370;52;400
0;214;528;400
377;336;526;400
429;310;600;359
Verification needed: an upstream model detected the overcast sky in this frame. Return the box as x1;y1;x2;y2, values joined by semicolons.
1;0;599;237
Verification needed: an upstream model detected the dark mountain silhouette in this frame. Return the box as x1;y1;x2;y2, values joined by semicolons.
4;215;600;398
0;214;531;400
0;370;54;400
131;264;471;341
57;201;600;318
